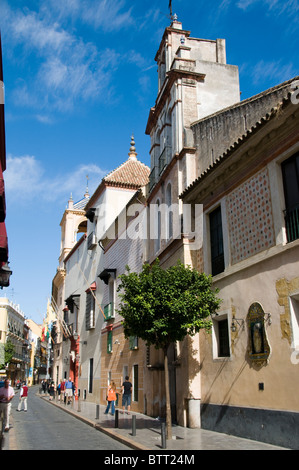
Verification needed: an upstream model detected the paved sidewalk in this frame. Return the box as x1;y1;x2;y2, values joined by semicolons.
39;393;287;451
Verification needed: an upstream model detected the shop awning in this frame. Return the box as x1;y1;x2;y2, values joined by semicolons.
0;222;8;262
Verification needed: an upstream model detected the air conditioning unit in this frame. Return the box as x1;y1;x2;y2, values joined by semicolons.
87;232;97;250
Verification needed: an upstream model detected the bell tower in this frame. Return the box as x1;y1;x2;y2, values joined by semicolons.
146;15;240;195
59;190;90;268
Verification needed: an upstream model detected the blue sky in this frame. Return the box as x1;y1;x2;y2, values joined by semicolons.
0;0;298;324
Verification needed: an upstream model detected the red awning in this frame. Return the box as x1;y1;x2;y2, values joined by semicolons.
0;222;8;261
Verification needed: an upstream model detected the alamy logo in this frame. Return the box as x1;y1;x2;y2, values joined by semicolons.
95;203;204;250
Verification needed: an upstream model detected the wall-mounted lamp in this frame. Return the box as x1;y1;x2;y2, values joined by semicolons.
114;340;120;345
231;318;245;332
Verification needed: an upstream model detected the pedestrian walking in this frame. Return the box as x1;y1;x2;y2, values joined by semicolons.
104;381;117;416
0;378;15;431
17;381;28;412
65;377;73;405
49;382;55;401
121;376;132;414
57;380;61;400
41;380;46;394
60;379;66;403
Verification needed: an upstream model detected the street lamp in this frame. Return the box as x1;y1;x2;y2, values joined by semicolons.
0;262;12;288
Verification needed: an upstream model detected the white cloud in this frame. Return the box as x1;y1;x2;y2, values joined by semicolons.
80;0;134;31
0;1;125;114
5;154;107;204
0;0;160;117
46;0;135;32
251;59;296;85
237;0;299;16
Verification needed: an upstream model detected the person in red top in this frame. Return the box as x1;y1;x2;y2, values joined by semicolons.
60;379;66;403
18;381;28;412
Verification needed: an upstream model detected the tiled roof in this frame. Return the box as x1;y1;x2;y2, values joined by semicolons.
103;157;150;188
85;136;150;211
103;135;150;188
74;195;90;210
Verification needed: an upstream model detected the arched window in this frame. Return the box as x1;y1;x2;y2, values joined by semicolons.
154;199;161;253
166;183;173;240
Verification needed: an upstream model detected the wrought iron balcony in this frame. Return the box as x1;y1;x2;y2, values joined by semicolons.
148;147;172;193
148;168;157;193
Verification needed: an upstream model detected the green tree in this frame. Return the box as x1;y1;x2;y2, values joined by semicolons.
117;259;221;438
0;339;15;369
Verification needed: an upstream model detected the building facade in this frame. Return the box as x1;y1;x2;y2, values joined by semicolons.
99;189;148;411
26;319;42;385
48;15;299;448
51;137;149;404
0;298;26;383
180;84;299;448
51;190;90;388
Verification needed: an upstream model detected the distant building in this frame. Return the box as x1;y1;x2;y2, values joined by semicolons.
0;298;25;384
26;319;42;385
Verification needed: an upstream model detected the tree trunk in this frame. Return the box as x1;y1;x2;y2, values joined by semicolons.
163;346;172;440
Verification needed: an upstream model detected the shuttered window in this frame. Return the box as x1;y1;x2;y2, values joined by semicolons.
282;153;299;242
209;206;224;276
85;290;95;330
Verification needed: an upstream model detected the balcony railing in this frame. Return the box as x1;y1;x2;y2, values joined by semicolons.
148;168;157;193
148;147;172;194
284;204;299;243
158;147;168;175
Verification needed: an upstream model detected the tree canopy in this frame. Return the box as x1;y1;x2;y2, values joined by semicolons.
117;259;221;439
117;259;221;351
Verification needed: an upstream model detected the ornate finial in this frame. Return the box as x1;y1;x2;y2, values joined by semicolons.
68;193;74;209
168;1;178;22
128;134;137;160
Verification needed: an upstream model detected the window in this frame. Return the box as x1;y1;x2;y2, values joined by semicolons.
290;293;299;350
129;336;138;350
209;206;224;275
133;364;138;402
88;358;93;394
166;183;173;240
85;289;95;330
213;317;230;358
154;199;161;253
282;153;299;242
107;330;112;354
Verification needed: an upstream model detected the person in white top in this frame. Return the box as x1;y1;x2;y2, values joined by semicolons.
0;378;15;431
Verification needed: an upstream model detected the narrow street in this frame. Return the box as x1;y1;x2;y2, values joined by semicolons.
1;386;130;451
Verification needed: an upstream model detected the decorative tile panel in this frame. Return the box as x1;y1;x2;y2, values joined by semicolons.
227;168;274;264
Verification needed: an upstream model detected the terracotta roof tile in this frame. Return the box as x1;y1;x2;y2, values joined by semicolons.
104;157;150;188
